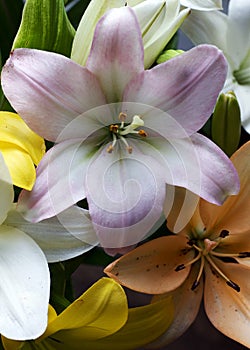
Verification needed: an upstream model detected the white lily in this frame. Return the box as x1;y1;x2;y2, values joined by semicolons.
71;0;190;68
0;152;98;340
182;0;250;133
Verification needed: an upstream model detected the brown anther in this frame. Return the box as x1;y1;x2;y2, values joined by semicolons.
191;280;200;291
226;280;240;292
220;229;229;238
127;146;133;154
138;129;148;137
175;264;185;272
119;112;127;122
107;145;114;153
110;124;119;133
238;252;250;258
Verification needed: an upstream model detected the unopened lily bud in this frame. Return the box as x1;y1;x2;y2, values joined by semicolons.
211;91;241;157
156;49;184;64
71;0;190;68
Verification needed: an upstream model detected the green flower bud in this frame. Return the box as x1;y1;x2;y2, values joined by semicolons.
156;49;184;64
212;91;241;157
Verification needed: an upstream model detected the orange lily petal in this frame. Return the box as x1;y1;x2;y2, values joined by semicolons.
105;235;194;294
150;263;203;348
199;141;250;237
204;257;250;348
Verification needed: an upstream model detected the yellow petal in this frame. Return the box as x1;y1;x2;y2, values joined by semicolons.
200;141;250;233
0;142;36;190
105;236;194;294
150;263;203;348
204;258;250;348
45;297;174;350
0;112;45;165
1;337;24;350
41;278;128;340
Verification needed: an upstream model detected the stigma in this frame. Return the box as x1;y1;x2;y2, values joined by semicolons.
107;113;147;154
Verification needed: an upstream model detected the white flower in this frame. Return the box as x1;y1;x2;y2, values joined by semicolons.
182;0;250;133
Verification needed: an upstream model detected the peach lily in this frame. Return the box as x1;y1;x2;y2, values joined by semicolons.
105;141;250;348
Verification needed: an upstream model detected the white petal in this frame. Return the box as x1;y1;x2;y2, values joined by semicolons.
181;0;222;10
181;10;229;58
0;153;14;224
234;84;250;134
0;225;50;340
5;206;99;263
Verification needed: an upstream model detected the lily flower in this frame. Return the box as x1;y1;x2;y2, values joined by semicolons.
2;278;174;350
181;0;250;133
1;7;239;252
105;141;250;348
71;0;190;68
0;111;45;190
0;151;98;340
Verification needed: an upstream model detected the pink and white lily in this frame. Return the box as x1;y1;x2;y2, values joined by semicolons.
2;7;239;253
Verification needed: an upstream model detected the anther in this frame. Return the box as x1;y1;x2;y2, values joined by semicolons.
110;124;119;133
238;252;250;258
127;146;133;154
138;129;148;137
119;112;127;122
220;229;229;238
107;145;114;153
226;280;240;292
175;264;185;272
191;280;200;291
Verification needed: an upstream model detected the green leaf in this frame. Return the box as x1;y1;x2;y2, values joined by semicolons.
12;0;75;57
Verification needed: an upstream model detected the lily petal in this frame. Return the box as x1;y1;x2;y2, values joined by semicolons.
204;258;250;348
181;0;222;10
124;45;227;135
149;264;203;348
0;152;14;224
0;225;49;340
105;235;193;294
77;297;174;350
42;278;128;340
235;84;250;134
199;141;250;247
0;143;37;191
85;140;166;251
86;7;144;103
148;133;239;205
18;139;94;222
228;0;250;59
188;133;240;204
0;112;45;165
5;205;98;263
181;10;229;60
1;49;107;141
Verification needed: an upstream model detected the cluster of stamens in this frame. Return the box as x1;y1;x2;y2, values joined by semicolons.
107;112;147;154
175;230;250;292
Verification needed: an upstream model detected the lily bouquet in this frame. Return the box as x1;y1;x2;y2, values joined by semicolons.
0;0;249;349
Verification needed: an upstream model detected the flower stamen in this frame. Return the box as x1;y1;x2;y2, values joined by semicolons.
175;251;202;271
206;255;240;292
191;256;205;290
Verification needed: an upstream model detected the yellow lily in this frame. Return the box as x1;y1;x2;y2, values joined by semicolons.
0;111;45;190
105;141;250;348
2;277;173;350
